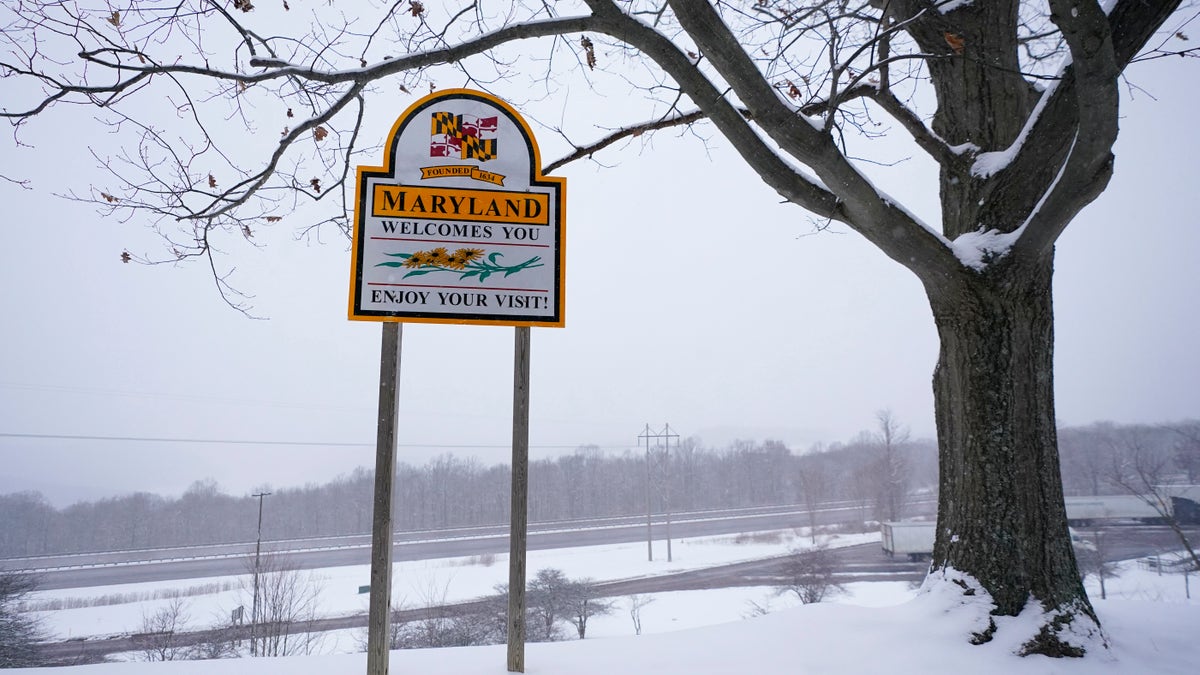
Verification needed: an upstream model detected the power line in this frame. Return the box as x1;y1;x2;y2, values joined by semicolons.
0;431;633;451
0;380;367;414
0;432;371;446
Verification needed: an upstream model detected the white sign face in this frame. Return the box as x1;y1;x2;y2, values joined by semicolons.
349;89;565;327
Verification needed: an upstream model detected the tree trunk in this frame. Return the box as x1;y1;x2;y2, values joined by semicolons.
924;254;1099;655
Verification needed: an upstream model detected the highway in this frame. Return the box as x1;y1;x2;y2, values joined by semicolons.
5;499;934;591
36;542;926;664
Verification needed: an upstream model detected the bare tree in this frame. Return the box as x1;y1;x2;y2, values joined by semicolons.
627;594;654;636
2;1;1194;654
382;579;503;649
796;447;829;544
1074;528;1121;601
241;554;323;657
1108;431;1200;571
562;578;615;640
395;580;461;649
775;545;845;605
135;598;191;662
0;572;47;668
525;568;571;642
873;410;912;522
848;461;877;531
382;596;455;650
1060;423;1118;497
490;568;615;642
1169;421;1200;483
188;622;239;661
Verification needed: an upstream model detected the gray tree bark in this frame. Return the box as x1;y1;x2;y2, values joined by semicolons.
925;257;1095;653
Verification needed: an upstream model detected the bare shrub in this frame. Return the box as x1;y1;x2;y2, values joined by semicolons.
242;554;324;657
776;545;845;604
627;594;654;636
134;598;191;662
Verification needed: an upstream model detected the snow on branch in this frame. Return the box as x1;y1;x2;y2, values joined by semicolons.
949;229;1020;272
936;0;978;14
969;61;1068;179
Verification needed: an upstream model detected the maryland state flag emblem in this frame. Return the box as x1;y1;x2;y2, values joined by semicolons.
430;112;498;161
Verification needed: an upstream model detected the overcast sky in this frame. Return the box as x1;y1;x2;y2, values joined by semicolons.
1;36;1197;506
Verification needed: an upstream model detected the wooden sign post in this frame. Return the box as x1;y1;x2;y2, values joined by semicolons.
365;322;402;675
507;326;530;672
349;89;565;674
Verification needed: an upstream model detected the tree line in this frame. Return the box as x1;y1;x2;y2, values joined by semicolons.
2;419;1194;560
1;415;933;558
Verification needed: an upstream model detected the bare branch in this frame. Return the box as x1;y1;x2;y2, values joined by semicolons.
663;0;959;278
1007;0;1119;261
544;108;706;174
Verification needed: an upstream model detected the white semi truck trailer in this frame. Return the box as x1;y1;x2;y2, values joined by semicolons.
881;488;1200;560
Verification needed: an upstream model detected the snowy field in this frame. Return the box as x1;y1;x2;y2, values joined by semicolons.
32;529;872;642
18;529;1200;674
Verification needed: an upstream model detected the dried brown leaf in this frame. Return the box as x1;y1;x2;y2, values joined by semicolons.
581;36;597;70
313;125;329;142
944;32;966;55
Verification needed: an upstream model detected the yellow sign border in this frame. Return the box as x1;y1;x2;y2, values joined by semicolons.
348;89;566;327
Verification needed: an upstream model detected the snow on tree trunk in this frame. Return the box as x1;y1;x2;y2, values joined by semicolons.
925;255;1100;655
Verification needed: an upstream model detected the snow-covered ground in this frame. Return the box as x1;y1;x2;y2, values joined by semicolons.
18;529;1200;674
32;529;875;641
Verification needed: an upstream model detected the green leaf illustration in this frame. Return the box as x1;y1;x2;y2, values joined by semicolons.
374;248;543;284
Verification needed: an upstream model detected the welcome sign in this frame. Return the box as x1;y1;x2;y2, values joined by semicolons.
348;89;566;327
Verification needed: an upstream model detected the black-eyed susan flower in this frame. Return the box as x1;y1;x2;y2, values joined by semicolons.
376;249;543;282
402;251;431;268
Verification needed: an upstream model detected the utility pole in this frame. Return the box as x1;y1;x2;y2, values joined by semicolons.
249;490;271;657
639;423;680;562
662;423;678;563
639;424;654;562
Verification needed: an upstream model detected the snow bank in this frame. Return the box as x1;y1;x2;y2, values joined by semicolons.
15;590;1200;675
20;537;1200;674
